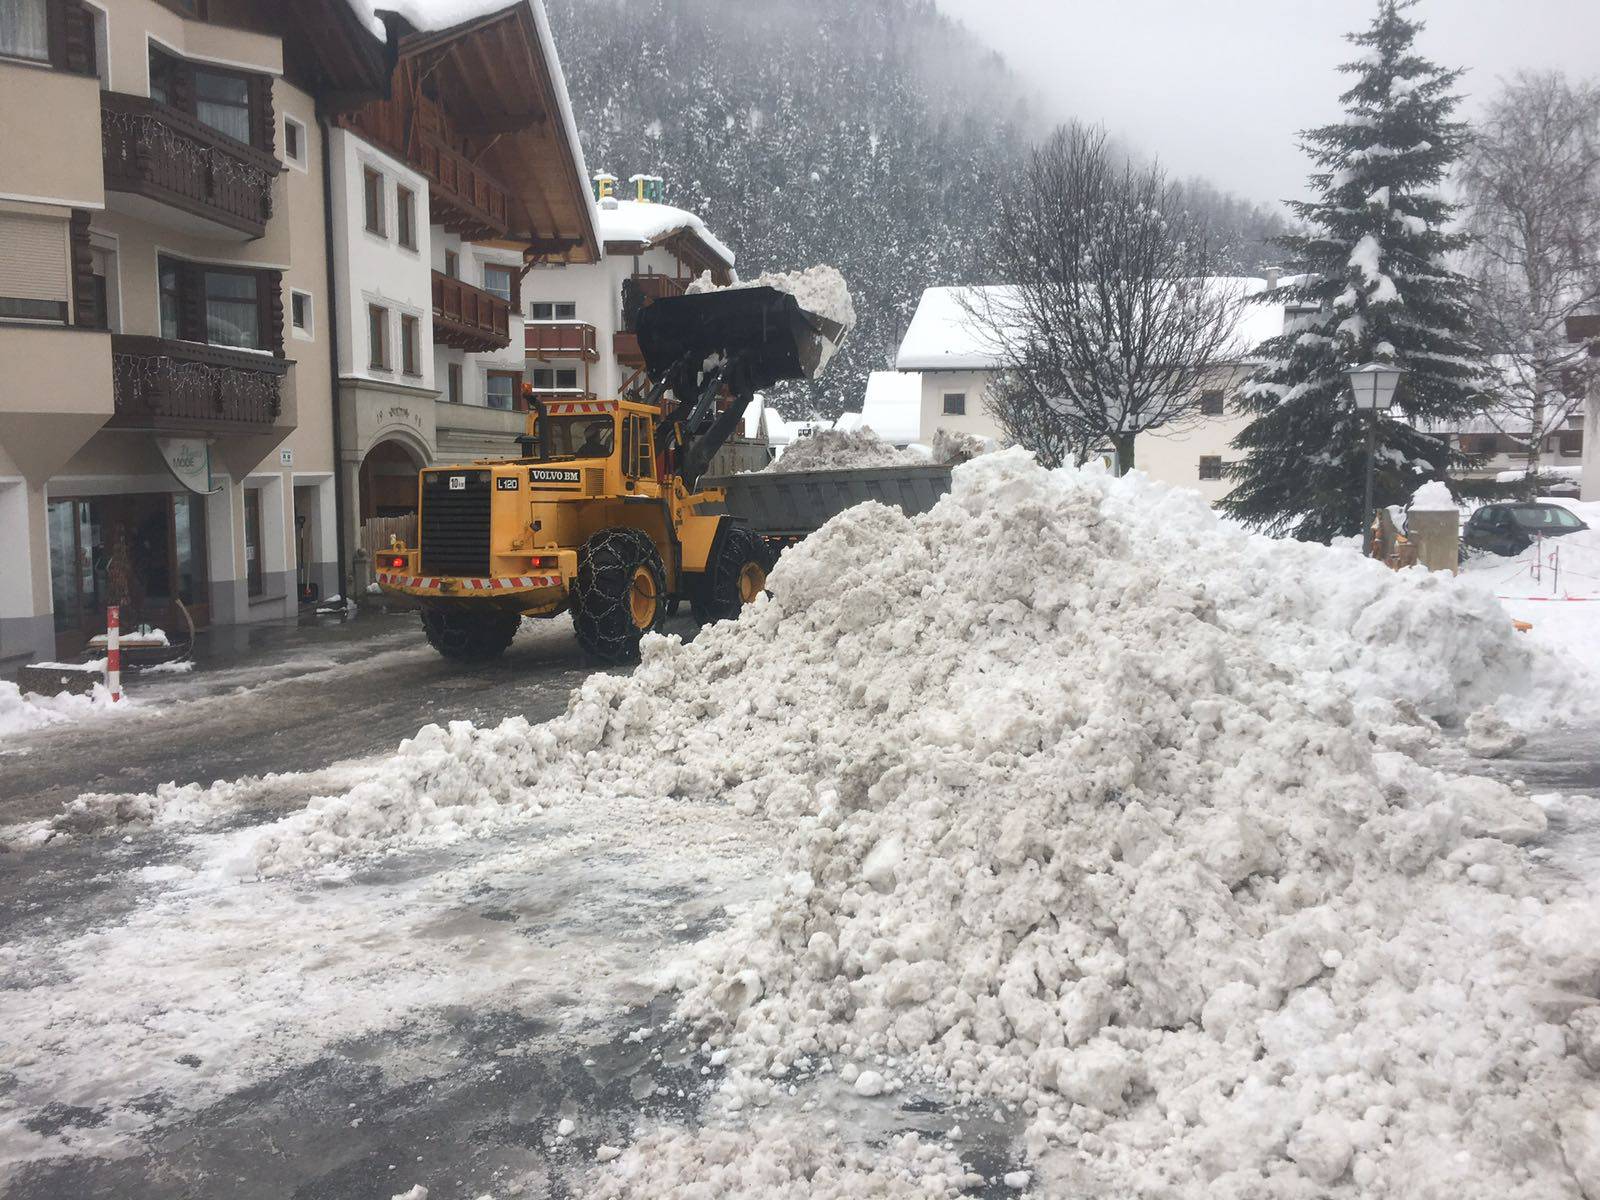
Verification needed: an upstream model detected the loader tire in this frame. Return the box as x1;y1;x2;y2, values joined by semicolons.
690;523;768;625
420;607;519;662
573;527;667;663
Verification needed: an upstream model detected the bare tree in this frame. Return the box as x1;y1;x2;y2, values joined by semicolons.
982;370;1088;469
1461;71;1600;490
965;123;1242;474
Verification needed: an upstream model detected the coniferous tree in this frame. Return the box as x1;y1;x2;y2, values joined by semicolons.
1223;1;1487;540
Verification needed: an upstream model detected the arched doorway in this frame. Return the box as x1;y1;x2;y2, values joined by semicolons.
358;437;424;561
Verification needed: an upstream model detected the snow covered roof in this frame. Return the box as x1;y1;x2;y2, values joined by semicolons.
895;286;1019;371
895;278;1290;372
596;198;735;269
741;395;824;447
838;371;923;446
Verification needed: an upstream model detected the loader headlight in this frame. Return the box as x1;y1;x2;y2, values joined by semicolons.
380;554;408;570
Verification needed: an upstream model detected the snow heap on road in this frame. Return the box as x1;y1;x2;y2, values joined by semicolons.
232;452;1595;1197
764;426;923;474
0;680;125;740
689;264;856;331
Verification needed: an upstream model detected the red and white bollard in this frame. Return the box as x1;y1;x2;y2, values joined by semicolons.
106;604;122;702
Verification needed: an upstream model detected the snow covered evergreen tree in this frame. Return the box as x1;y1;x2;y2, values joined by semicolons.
1223;0;1486;540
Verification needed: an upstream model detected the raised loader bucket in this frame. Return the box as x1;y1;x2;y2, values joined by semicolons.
636;286;847;392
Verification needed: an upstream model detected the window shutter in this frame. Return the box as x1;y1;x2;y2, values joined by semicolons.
69;210;97;328
0;213;70;304
250;76;275;157
260;269;284;354
179;260;206;342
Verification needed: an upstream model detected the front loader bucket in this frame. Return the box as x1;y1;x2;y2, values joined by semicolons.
636;286;847;393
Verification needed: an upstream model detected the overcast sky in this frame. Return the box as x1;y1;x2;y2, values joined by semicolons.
930;0;1600;206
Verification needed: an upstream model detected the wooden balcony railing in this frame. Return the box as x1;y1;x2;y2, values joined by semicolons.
525;320;598;362
413;127;511;241
432;271;511;352
101;92;279;239
612;329;644;366
110;335;287;431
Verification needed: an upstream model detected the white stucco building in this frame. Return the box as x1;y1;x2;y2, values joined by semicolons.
888;280;1294;503
522;183;735;412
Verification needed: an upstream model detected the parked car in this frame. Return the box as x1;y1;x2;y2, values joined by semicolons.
1461;502;1589;557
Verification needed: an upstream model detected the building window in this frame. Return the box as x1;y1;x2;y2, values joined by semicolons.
0;211;70;323
485;371;519;411
1199;390;1225;416
396;186;416;250
483;264;514;302
400;314;419;375
156;257;273;349
244;488;264;597
283;116;305;167
363;168;385;236
290;289;312;338
443;249;458;279
943;392;966;416
529;301;577;320
368;303;388;370
1459;433;1498;456
1559;429;1583;457
447;362;462;404
1198;455;1223;481
150;48;266;149
204;270;259;348
0;0;49;61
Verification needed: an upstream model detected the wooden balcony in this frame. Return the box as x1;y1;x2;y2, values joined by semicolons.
613;329;644;367
101;92;279;240
525;320;598;362
413;127;510;241
433;271;511;353
109;335;288;432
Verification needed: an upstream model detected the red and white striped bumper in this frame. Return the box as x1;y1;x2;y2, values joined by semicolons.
376;572;564;594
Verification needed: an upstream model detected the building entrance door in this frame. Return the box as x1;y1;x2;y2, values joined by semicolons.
46;492;210;656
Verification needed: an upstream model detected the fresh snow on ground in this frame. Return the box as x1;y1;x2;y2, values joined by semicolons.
763;427;923;474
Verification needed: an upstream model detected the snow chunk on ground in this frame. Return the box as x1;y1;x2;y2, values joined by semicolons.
764;427;922;474
584;1121;969;1198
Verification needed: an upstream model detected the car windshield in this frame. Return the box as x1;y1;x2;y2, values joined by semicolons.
538;414;615;459
1509;506;1583;531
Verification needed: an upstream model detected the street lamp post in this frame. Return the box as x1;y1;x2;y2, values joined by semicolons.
1344;363;1404;556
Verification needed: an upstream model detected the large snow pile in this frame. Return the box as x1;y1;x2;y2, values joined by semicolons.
764;427;922;474
689;265;856;331
225;453;1594;1196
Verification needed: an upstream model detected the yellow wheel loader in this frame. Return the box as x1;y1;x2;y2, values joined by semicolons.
376;286;846;663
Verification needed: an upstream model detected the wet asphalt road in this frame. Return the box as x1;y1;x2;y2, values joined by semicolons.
0;607;641;827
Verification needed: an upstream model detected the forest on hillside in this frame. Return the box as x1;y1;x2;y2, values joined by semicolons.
547;0;1290;418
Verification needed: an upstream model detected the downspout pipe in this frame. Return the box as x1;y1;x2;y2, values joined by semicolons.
318;106;349;598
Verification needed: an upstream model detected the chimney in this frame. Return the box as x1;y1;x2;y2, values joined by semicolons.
592;171;617;201
1264;266;1281;291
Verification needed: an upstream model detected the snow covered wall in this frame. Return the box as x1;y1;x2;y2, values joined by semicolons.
211;452;1593;1196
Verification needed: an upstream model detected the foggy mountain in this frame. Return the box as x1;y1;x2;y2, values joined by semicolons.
547;0;1290;419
